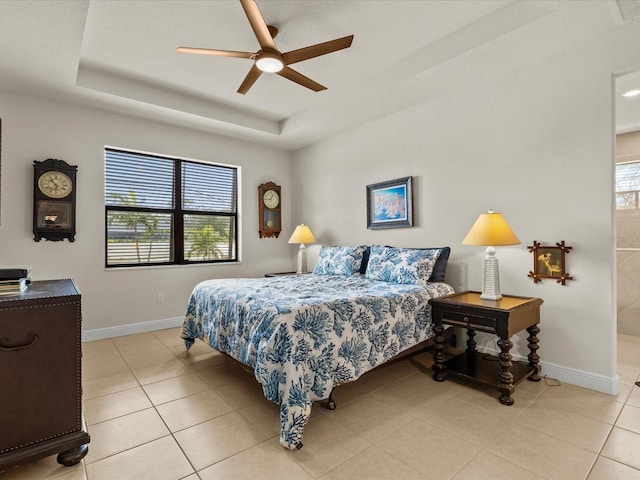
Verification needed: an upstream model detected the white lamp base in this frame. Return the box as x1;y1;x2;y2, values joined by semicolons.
480;246;502;300
296;244;308;274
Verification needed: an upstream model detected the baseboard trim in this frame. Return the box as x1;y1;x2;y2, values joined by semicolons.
82;316;184;342
540;360;620;396
475;344;620;396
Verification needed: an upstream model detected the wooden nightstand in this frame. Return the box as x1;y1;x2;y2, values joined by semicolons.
264;272;310;277
429;291;543;405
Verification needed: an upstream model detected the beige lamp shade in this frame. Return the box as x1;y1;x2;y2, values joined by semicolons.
288;224;315;244
462;210;520;246
288;224;315;274
462;210;519;300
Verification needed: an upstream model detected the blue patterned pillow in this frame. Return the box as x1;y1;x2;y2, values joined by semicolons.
383;245;450;282
365;246;441;284
313;245;367;276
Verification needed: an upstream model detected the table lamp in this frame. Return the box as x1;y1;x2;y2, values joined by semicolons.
288;224;316;274
462;210;520;300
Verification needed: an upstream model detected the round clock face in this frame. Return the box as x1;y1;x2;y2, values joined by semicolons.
262;189;280;209
38;171;73;199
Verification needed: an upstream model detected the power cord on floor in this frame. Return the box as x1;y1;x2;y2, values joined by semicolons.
542;375;561;387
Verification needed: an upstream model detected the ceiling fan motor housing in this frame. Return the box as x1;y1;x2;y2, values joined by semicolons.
255;48;284;72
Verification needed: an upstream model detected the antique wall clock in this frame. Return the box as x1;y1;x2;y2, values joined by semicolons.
258;181;281;238
33;159;77;242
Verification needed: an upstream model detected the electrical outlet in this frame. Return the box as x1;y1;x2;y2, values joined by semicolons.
157;293;165;303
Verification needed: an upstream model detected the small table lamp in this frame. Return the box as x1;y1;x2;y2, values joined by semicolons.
288;224;316;274
462;210;520;300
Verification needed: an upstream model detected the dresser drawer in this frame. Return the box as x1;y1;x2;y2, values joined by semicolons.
0;300;81;455
439;310;497;333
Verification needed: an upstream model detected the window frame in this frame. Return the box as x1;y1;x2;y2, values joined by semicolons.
104;147;240;268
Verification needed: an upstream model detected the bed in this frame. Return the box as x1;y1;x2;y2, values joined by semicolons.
181;245;455;449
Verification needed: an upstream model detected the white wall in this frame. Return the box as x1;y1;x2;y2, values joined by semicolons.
0;91;294;335
291;24;640;393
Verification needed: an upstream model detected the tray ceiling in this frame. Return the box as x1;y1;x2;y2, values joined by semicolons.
0;1;626;150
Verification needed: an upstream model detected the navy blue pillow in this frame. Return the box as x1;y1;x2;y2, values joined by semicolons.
359;246;371;274
429;246;450;282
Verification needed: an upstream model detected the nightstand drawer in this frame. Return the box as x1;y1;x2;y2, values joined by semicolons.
440;310;497;333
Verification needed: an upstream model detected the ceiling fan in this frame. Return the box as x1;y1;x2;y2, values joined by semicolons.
176;0;354;94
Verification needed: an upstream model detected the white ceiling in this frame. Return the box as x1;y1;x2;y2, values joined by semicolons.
0;0;633;150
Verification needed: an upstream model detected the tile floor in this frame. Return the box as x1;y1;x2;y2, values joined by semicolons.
1;330;640;480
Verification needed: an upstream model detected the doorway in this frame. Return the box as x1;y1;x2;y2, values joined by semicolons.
616;73;640;337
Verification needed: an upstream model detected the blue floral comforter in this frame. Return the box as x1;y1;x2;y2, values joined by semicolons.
181;274;454;449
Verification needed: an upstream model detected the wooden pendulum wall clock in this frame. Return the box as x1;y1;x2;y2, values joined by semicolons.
258;181;281;238
33;159;77;242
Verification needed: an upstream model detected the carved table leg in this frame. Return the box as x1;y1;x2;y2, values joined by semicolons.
57;444;89;466
497;338;515;405
526;324;541;382
432;323;446;382
466;329;477;354
465;328;478;364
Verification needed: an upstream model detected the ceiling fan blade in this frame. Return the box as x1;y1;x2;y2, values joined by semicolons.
282;35;354;65
277;66;326;92
176;47;254;59
240;0;277;50
237;64;263;94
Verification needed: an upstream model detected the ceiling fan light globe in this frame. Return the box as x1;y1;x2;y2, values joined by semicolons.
256;52;284;73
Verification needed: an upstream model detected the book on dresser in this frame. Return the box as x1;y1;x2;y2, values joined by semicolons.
0;266;31;295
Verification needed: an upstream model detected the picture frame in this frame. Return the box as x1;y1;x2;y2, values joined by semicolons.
527;240;573;285
366;176;413;230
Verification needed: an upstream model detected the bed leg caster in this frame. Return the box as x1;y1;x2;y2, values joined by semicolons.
325;389;336;410
296;442;303;450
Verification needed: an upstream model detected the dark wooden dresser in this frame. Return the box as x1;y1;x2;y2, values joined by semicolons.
0;279;89;470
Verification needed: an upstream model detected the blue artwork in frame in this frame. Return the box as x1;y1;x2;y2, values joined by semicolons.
366;176;413;229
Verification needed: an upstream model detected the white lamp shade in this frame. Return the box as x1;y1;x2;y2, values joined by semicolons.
288;224;315;245
462;210;520;246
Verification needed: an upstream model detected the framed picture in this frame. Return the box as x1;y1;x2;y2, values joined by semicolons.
366;176;413;230
527;240;573;285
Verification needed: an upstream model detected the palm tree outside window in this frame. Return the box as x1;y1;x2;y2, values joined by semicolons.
105;148;239;267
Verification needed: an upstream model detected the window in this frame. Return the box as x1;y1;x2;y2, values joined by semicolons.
616;160;640;249
105;148;238;267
